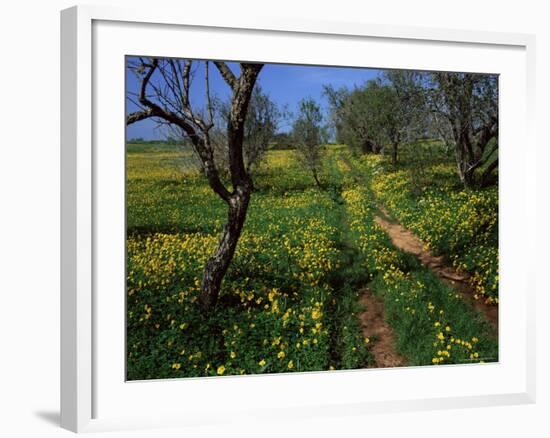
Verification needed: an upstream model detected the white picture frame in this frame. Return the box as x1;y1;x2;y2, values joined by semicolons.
60;4;536;433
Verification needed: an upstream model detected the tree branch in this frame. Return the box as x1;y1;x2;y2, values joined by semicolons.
126;57;231;202
205;61;214;127
226;63;263;189
481;158;498;187
213;61;237;89
127;108;154;125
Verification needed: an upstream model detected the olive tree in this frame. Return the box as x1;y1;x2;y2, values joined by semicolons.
326;81;406;162
324;84;382;154
361;80;404;164
382;71;431;163
292;98;326;188
127;58;263;313
428;72;498;188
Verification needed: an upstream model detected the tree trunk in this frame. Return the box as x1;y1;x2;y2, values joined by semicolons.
392;142;398;166
480;159;498;187
312;168;323;189
362;139;379;154
456;159;476;189
198;187;251;313
453;127;477;189
126;59;263;315
198;63;263;313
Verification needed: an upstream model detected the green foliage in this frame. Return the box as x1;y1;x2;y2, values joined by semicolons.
365;143;499;303
126;140;498;379
127;144;371;380
325;71;498;188
324;79;418;157
341;151;497;365
270;132;295;150
292;98;327;186
427;72;499;188
357;81;402;148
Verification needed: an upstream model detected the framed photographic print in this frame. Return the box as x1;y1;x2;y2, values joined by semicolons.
61;4;536;433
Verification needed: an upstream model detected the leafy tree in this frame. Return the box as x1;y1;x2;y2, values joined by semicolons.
323;85;350;144
427;72;498;188
382;71;431;164
325;80;408;163
362;80;403;164
292;98;326;188
326;71;498;187
324;84;380;154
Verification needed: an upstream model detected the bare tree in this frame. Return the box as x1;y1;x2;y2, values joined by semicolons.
127;57;263;313
214;84;280;174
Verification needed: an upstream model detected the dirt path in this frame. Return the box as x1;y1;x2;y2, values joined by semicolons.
328;155;406;368
338;152;497;369
375;209;465;281
374;207;498;331
336;154;407;367
359;288;406;368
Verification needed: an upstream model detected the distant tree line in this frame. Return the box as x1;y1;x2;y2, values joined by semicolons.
127;137;183;144
129;69;498;191
324;71;498;188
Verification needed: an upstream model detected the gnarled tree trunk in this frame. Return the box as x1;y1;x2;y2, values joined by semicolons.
127;58;263;314
391;141;399;166
432;72;498;189
199;186;251;312
197;63;262;313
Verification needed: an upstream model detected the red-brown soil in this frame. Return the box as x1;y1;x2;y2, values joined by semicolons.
358;288;406;368
374;208;498;332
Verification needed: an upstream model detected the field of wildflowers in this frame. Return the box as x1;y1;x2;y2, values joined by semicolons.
340;152;497;366
127;145;371;379
126;141;498;380
363;145;499;304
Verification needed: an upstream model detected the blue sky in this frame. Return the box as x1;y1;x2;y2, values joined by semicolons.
126;58;382;140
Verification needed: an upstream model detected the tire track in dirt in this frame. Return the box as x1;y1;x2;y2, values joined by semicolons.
359;287;406;368
338;153;497;368
337;153;407;368
374;208;498;332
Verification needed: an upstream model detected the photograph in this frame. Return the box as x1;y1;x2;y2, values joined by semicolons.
125;56;499;380
1;0;545;435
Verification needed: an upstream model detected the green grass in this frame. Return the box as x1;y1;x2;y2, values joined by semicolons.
126;141;498;379
364;142;499;304
340;150;498;366
126;144;371;379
